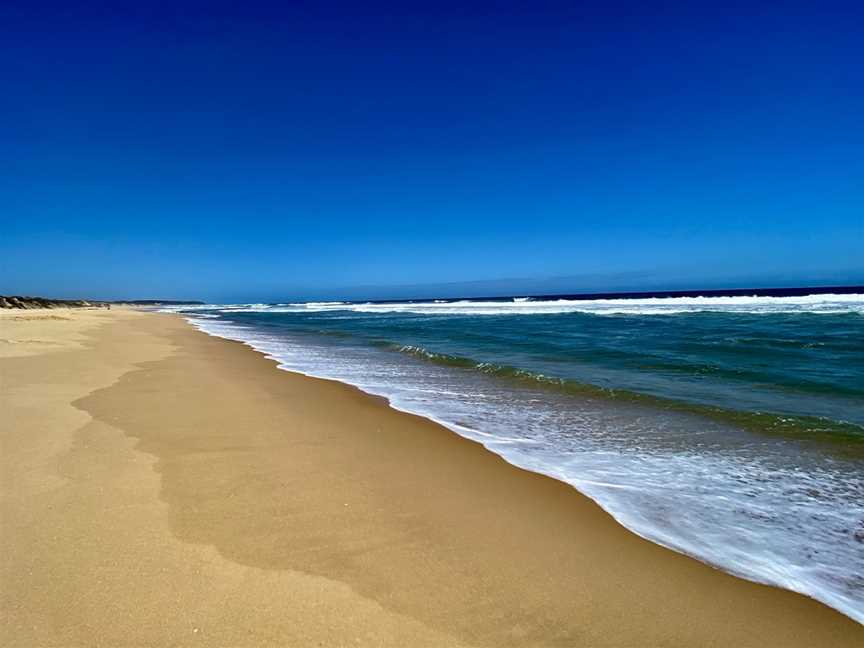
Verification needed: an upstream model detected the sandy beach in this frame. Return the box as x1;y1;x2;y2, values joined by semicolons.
1;308;861;647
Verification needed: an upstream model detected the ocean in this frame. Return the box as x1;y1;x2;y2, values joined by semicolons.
163;289;864;623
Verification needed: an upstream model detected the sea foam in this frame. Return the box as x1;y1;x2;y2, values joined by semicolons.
167;293;864;316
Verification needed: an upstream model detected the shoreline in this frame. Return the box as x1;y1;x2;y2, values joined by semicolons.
184;317;816;596
2;309;861;646
184;307;864;623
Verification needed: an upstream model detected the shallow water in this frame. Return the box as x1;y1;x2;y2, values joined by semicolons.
166;292;864;622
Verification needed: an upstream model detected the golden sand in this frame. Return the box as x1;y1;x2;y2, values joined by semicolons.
1;309;861;646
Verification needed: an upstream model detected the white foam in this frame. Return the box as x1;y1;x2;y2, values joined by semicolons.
184;293;864;316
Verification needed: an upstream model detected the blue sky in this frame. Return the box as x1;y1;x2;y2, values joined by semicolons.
2;1;862;301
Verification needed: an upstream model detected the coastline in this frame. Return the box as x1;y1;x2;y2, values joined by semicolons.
1;309;861;646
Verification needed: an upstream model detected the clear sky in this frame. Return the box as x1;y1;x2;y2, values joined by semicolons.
3;1;862;302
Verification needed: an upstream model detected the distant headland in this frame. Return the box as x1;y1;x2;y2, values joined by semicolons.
0;296;204;309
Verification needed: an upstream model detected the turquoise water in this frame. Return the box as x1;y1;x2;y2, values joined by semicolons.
169;293;864;622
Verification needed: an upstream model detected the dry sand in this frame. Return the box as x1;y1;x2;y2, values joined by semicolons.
1;309;861;647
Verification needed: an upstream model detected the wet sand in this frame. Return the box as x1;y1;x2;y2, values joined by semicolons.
1;309;861;646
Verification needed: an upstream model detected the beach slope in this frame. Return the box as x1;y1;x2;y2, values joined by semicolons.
1;309;861;646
